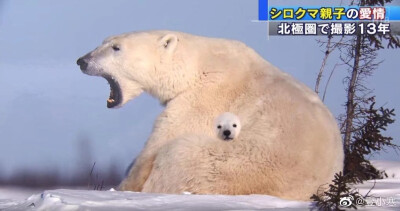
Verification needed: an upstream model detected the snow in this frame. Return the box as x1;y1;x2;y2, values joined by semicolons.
0;187;42;210
371;160;400;179
1;160;400;210
0;187;41;201
2;190;310;210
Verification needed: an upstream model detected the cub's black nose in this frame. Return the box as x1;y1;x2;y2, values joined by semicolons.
77;57;88;70
223;130;231;136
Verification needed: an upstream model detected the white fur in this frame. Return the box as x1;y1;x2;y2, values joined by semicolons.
79;31;344;200
214;112;241;141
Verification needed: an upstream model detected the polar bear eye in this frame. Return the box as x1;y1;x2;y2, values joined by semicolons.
233;124;237;128
112;45;120;51
217;125;221;129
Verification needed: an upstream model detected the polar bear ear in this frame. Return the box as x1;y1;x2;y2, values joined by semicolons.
159;34;178;53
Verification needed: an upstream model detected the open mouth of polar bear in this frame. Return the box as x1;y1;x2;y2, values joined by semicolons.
103;74;122;108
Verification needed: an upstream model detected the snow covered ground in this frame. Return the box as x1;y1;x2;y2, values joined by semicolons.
1;160;399;210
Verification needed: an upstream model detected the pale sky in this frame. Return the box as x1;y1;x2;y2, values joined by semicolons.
0;0;399;177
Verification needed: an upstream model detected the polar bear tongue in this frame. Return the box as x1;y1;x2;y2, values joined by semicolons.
104;75;121;108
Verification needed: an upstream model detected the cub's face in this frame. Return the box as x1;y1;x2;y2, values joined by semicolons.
214;112;241;141
77;32;182;108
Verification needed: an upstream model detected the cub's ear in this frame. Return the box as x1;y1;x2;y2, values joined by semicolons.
159;34;179;53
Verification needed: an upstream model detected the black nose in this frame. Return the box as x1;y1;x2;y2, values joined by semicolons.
77;57;88;70
223;130;231;136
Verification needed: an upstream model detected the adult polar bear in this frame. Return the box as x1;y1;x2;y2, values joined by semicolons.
77;30;343;200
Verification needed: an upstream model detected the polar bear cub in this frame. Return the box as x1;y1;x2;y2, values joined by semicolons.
214;112;241;141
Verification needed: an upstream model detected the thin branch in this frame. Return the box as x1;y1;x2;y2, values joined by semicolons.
322;63;342;102
88;162;96;189
315;36;332;95
315;36;345;96
364;179;376;198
